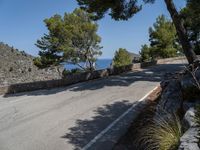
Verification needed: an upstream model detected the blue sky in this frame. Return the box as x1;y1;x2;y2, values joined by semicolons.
0;0;185;59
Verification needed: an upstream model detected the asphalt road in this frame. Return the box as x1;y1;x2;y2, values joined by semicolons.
0;60;186;150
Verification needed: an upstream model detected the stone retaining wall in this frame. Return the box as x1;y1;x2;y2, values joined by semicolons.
0;57;182;95
157;56;186;64
0;64;137;95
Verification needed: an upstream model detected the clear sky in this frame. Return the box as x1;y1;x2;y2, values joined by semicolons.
0;0;185;59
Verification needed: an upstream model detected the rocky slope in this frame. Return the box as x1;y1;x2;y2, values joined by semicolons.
0;42;63;86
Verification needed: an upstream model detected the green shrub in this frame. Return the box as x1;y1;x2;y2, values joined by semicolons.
62;69;71;76
33;57;43;68
62;68;84;77
71;68;83;74
134;111;182;150
113;48;132;67
9;67;13;72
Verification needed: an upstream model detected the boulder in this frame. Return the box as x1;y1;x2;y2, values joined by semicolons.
178;127;200;150
156;69;200;150
156;79;183;114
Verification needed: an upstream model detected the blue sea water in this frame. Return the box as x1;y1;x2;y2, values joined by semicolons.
64;59;112;70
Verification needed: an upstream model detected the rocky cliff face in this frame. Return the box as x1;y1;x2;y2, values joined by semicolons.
156;67;200;150
0;42;63;86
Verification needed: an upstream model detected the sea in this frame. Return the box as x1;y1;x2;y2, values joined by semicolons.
64;59;112;70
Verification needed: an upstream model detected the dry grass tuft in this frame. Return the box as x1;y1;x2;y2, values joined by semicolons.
134;109;182;150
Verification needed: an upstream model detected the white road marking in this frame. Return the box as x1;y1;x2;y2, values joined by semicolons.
82;85;159;150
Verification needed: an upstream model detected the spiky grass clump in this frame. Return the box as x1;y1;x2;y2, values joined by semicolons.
134;111;182;150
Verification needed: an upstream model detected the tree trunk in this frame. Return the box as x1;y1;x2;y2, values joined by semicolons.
164;0;197;64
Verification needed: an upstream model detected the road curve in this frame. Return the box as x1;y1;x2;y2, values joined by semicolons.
0;60;186;150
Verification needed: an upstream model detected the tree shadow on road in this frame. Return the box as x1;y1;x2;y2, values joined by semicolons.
61;100;135;150
68;63;185;92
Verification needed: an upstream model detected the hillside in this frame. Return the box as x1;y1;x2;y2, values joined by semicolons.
0;42;63;86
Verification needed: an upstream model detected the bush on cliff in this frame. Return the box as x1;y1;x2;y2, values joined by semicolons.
113;48;132;67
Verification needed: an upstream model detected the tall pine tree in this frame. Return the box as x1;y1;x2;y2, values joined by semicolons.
149;15;180;59
35;8;102;70
182;0;200;55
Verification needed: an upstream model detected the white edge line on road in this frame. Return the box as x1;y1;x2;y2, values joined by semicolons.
82;85;159;150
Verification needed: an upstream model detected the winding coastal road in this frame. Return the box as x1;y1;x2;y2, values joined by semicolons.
0;60;186;150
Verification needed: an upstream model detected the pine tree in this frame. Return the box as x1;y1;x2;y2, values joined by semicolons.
35;8;102;70
113;48;132;67
149;15;180;59
140;44;151;62
181;0;200;55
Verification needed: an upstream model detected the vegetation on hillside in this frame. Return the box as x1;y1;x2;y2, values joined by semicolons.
35;8;102;71
113;48;132;67
0;42;62;85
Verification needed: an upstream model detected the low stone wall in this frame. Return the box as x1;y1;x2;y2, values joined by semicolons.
0;57;184;95
141;60;157;68
0;69;109;95
157;56;186;64
0;63;150;95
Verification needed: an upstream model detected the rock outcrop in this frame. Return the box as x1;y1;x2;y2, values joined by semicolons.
178;127;200;150
155;66;200;149
179;107;200;150
157;79;183;114
0;42;63;86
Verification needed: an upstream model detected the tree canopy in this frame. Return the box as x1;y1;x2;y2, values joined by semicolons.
35;8;102;70
77;0;155;20
182;0;200;55
149;15;180;59
77;0;198;64
113;48;132;67
140;44;151;62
